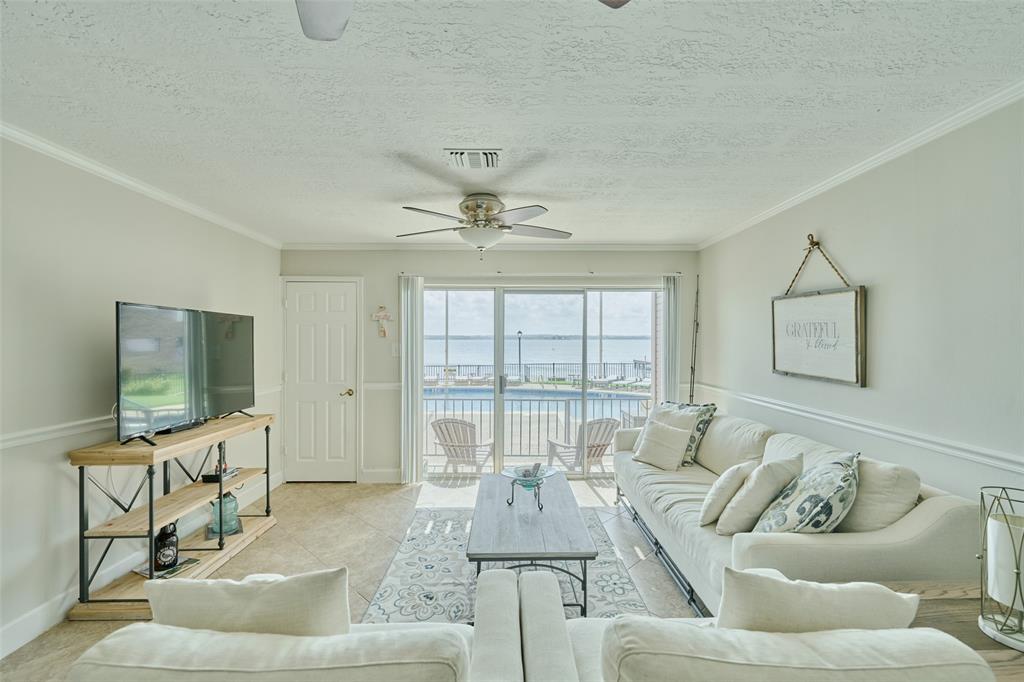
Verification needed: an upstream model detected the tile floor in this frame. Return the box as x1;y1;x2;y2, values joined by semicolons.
0;478;692;681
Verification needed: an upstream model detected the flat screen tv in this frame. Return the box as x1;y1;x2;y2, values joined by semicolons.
116;302;255;443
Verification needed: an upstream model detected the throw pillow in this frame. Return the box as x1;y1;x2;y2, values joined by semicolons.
632;421;690;470
698;460;758;526
715;454;803;536
641;402;717;465
144;567;350;636
754;453;860;533
836;457;920;532
717;567;919;632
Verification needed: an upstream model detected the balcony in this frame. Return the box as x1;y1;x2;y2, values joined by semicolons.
422;362;653;479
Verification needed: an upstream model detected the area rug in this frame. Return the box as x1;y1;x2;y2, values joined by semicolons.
363;508;650;623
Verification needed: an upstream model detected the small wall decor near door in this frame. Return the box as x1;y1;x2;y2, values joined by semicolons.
772;234;865;386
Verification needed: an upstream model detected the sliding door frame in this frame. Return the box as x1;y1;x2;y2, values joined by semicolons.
422;283;662;480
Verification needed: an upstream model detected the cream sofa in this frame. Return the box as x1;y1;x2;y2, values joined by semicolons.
518;571;993;682
68;569;523;682
614;415;979;614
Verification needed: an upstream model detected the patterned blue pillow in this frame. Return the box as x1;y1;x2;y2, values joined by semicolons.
754;453;860;533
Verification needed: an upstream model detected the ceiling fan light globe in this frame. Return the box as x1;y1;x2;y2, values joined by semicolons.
295;0;354;41
458;226;505;250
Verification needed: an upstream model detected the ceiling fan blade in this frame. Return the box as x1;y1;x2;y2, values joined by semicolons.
491;204;547;225
402;206;464;222
395;227;461;238
507;224;572;240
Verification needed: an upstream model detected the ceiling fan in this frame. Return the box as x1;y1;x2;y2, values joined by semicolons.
397;193;571;254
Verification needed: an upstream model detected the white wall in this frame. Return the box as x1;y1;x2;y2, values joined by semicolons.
281;249;697;480
0;139;283;656
695;101;1024;498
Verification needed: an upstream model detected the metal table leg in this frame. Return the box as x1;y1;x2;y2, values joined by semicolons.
217;441;225;549
146;465;155;578
264;425;272;516
581;561;588;617
79;466;89;602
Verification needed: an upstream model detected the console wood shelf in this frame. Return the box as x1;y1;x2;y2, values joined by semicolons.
67;414;276;621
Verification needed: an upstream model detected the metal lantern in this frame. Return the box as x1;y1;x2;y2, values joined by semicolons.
980;486;1024;651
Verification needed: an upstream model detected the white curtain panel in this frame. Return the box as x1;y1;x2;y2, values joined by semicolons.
662;275;682;403
399;275;424;483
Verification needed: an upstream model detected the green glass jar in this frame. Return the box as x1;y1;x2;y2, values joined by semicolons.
209;492;239;534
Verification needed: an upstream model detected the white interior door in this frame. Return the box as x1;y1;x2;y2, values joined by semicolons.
284;281;359;481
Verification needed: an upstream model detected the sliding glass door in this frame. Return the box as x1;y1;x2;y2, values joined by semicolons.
421;286;661;480
502;291;585;474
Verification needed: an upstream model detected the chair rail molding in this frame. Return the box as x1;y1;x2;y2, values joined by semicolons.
696;382;1023;475
0;386;283;450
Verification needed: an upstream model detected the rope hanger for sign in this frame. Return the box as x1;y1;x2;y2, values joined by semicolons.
784;233;851;296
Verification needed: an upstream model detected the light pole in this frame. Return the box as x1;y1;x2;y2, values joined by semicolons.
517;330;523;381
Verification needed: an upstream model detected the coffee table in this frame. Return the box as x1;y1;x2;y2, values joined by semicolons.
467;472;598;615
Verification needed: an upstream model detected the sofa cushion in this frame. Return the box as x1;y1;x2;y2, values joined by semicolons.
716;455;802;536
698;460;757;526
695;415;774;476
632;421;690;470
566;618;713;682
601;616;994;682
754;453;860;533
837;457;921;532
144;567;350;636
615;452;733;602
643;402;717;465
717;567;919;632
765;434;922;531
69;621;473;682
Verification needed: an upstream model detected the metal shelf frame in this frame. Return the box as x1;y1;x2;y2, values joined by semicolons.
76;424;272;605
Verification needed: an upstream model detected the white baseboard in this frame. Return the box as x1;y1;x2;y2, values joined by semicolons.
0;471;284;659
358;468;402;483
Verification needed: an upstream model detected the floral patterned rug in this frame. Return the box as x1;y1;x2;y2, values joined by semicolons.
363;507;650;623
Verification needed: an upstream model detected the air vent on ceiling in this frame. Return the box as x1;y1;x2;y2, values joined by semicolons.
445;148;501;170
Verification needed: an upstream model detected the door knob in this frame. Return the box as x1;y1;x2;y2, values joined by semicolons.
340;388;355;397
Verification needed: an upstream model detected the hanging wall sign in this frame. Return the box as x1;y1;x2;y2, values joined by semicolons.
772;286;866;386
772;234;865;386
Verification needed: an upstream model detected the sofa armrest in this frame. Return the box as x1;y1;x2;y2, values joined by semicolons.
519;571;580;682
470;569;524;682
613;427;643;453
732;495;979;583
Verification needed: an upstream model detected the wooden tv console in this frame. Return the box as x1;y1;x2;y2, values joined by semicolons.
67;414;277;620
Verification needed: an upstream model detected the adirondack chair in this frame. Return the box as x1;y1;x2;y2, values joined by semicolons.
431;418;493;473
546;417;620;473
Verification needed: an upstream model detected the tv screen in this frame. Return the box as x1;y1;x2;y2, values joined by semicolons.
116;303;254;442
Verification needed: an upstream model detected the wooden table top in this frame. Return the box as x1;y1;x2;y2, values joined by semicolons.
882;581;1024;681
467;473;598;562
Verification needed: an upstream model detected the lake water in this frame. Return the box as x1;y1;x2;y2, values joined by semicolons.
425;336;652;365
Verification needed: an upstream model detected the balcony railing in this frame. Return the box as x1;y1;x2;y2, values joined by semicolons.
422;395;652;469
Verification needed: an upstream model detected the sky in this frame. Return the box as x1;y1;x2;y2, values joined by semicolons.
424;289;656;337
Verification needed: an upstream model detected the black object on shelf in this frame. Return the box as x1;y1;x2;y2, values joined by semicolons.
201;467;239;484
154;523;179;571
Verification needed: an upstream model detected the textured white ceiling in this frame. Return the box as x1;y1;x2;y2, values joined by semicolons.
2;1;1023;247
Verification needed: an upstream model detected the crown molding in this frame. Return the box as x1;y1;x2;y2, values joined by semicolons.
0;122;283;250
697;79;1024;251
281;241;699;252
